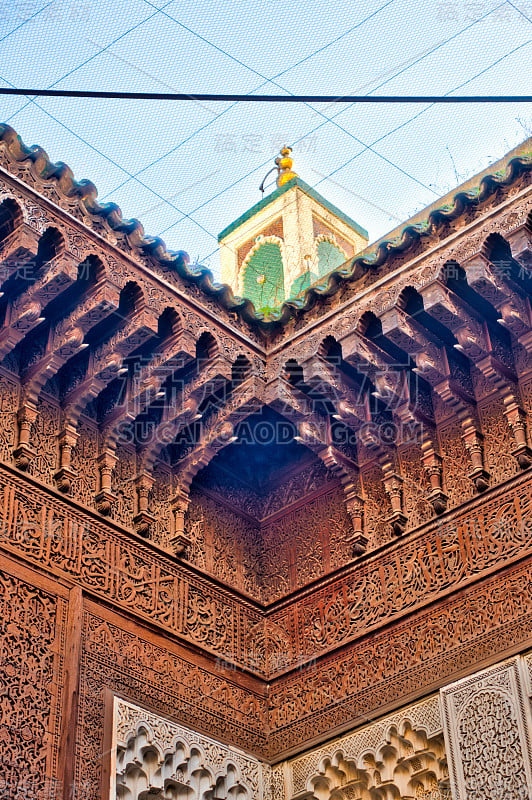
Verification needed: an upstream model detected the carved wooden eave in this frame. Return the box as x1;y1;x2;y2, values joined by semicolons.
1;123;532;785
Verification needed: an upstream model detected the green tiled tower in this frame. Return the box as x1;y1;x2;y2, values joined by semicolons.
218;147;368;309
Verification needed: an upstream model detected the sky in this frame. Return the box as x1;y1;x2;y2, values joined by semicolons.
0;0;531;279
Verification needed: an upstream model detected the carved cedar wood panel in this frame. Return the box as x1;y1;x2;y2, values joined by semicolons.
1;462;532;676
0;565;66;800
268;557;532;754
0;369;18;462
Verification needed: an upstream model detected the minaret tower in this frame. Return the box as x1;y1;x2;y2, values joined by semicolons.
218;146;368;310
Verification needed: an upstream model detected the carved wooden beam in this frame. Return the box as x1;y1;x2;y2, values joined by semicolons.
95;357;234;524
265;375;326;431
419;278;516;378
379;306;449;388
0;223;40;282
388;374;447;516
318;445;367;554
62;307;158;420
169;375;266;555
15;284;122;490
137;353;234;475
382;300;492;493
341;329;406;405
302;355;368;427
101;328;197;435
0;242;81;360
506;224;532;275
111;356;234;543
266;375;375;549
21;282;121;408
0;298;45;360
284;360;417;537
174;375;266;491
419;276;532;472
461;252;532;344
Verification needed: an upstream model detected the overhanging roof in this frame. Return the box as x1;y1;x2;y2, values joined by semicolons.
0;123;530;334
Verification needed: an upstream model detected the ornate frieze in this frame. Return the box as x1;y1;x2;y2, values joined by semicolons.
1;461;532;677
267;558;532;754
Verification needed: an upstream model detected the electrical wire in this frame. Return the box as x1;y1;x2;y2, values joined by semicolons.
0;88;528;102
101;0;523;210
4;0;178;123
156;34;532;242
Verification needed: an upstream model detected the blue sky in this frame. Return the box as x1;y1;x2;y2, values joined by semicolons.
0;0;531;277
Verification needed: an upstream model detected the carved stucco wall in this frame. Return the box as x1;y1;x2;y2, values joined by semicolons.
111;652;532;800
281;695;448;800
272;652;532;800
441;657;532;800
113;697;274;800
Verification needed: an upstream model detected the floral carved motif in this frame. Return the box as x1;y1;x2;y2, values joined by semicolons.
441;659;532;800
0;568;65;800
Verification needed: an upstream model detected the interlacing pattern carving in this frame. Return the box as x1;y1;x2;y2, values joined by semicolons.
149;461;174;548
277;474;532;658
0;183;529;597
0;467;260;668
359;462;393;549
261;460;330;518
112;444;136;528
477;397;519;485
262;486;353;602
398;443;434;531
1;462;532;679
186;489;262;599
437;418;475;509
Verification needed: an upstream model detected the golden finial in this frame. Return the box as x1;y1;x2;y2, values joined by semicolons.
275;146;297;188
